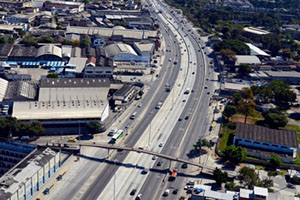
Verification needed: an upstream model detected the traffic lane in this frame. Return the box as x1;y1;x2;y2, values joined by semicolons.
80;21;183;200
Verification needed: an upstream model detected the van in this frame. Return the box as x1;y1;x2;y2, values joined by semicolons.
163;189;170;196
130;112;137;120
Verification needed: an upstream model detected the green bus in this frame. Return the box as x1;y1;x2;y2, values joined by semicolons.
112;130;124;143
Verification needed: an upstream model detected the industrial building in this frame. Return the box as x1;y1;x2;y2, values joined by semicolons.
234;123;299;162
12;78;111;125
0;142;60;200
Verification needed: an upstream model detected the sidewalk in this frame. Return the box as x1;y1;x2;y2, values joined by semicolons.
33;154;75;200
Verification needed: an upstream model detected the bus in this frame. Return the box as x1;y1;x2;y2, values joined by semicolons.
130;112;137;120
111;130;124;143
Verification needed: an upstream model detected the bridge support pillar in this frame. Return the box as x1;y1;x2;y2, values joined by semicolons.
169;160;171;170
107;149;110;158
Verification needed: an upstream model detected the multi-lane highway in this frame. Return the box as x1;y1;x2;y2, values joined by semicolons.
47;0;216;199
135;0;217;199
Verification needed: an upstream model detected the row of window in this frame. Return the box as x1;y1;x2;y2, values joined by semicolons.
241;139;288;149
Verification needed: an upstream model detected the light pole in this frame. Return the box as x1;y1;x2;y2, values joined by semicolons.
148;122;151;148
114;160;117;200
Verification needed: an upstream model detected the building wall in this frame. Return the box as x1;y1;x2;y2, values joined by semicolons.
101;103;109;122
234;136;299;157
9;151;60;200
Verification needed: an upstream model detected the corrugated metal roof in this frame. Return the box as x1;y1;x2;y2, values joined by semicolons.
235;123;298;147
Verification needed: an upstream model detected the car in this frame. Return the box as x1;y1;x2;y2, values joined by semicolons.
141;168;149;174
68;137;77;143
206;78;209;81
204;86;207;89
178;118;182;121
157;160;163;166
192;72;195;74
152;155;157;160
108;129;117;136
182;163;188;168
130;189;137;195
136;193;142;200
182;99;186;102
137;103;142;108
184;186;192;190
159;142;164;147
207;92;210;95
185;116;189;120
21;136;30;141
187;180;195;185
173;188;178;194
163;189;170;196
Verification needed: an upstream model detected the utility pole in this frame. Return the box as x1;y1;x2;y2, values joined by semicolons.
114;160;117;200
148;123;151;147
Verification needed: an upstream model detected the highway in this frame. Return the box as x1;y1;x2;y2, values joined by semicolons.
45;9;182;200
78;6;187;200
135;0;217;199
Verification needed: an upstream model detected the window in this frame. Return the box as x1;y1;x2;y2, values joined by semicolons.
245;140;251;143
254;142;260;144
281;146;287;149
262;143;269;146
272;145;278;147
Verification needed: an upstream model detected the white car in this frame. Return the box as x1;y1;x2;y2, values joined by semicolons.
159;142;164;147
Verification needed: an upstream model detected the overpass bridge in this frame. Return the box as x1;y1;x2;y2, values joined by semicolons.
50;141;237;177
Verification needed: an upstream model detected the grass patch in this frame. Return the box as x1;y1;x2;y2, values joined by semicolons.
217;123;236;155
293;154;300;165
255;165;266;170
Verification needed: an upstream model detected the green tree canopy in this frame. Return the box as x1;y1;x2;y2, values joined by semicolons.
47;73;59;78
38;36;54;43
213;167;228;185
0;116;20;138
239;167;259;189
86;121;105;134
263;108;288;128
223;145;246;164
269;155;282;169
80;38;90;48
223;105;237;118
214;39;250;55
238;64;252;76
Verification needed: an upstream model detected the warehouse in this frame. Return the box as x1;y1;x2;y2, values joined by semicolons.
12;78;111;125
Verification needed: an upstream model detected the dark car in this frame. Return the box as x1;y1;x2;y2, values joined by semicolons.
173;189;178;194
182;163;188;168
185;116;189;120
157;160;163;166
207;92;210;95
178;118;182;121
130;189;137;196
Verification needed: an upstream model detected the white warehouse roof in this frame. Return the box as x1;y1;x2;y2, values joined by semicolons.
246;43;270;57
235;55;261;66
105;43;137;57
12;100;108;120
0;78;8;102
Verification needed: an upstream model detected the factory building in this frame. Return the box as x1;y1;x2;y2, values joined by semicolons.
12;78;110;125
0;144;60;200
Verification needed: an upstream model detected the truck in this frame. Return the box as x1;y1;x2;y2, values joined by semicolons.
184;88;190;94
169;169;178;181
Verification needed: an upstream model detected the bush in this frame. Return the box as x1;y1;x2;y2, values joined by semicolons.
225;182;235;191
223;145;246;164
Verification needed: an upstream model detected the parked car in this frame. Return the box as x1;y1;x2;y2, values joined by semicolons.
130;189;137;195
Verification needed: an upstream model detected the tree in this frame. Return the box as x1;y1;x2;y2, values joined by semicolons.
225;182;235;191
270;80;296;105
241;87;254;99
223;145;246;164
87;121;104;134
258;178;273;188
0;116;20;138
193;138;212;154
80;38;90;48
219;49;237;62
38;36;54;43
213;167;228;185
237;99;256;123
269;155;282;169
29;121;45;135
239;167;259;189
71;40;80;46
0;37;8;44
138;90;144;97
291;175;300;184
238;64;252;76
233;92;242;104
22;35;38;46
223;105;237;119
47;73;59;78
214;39;250;55
263;108;288;128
